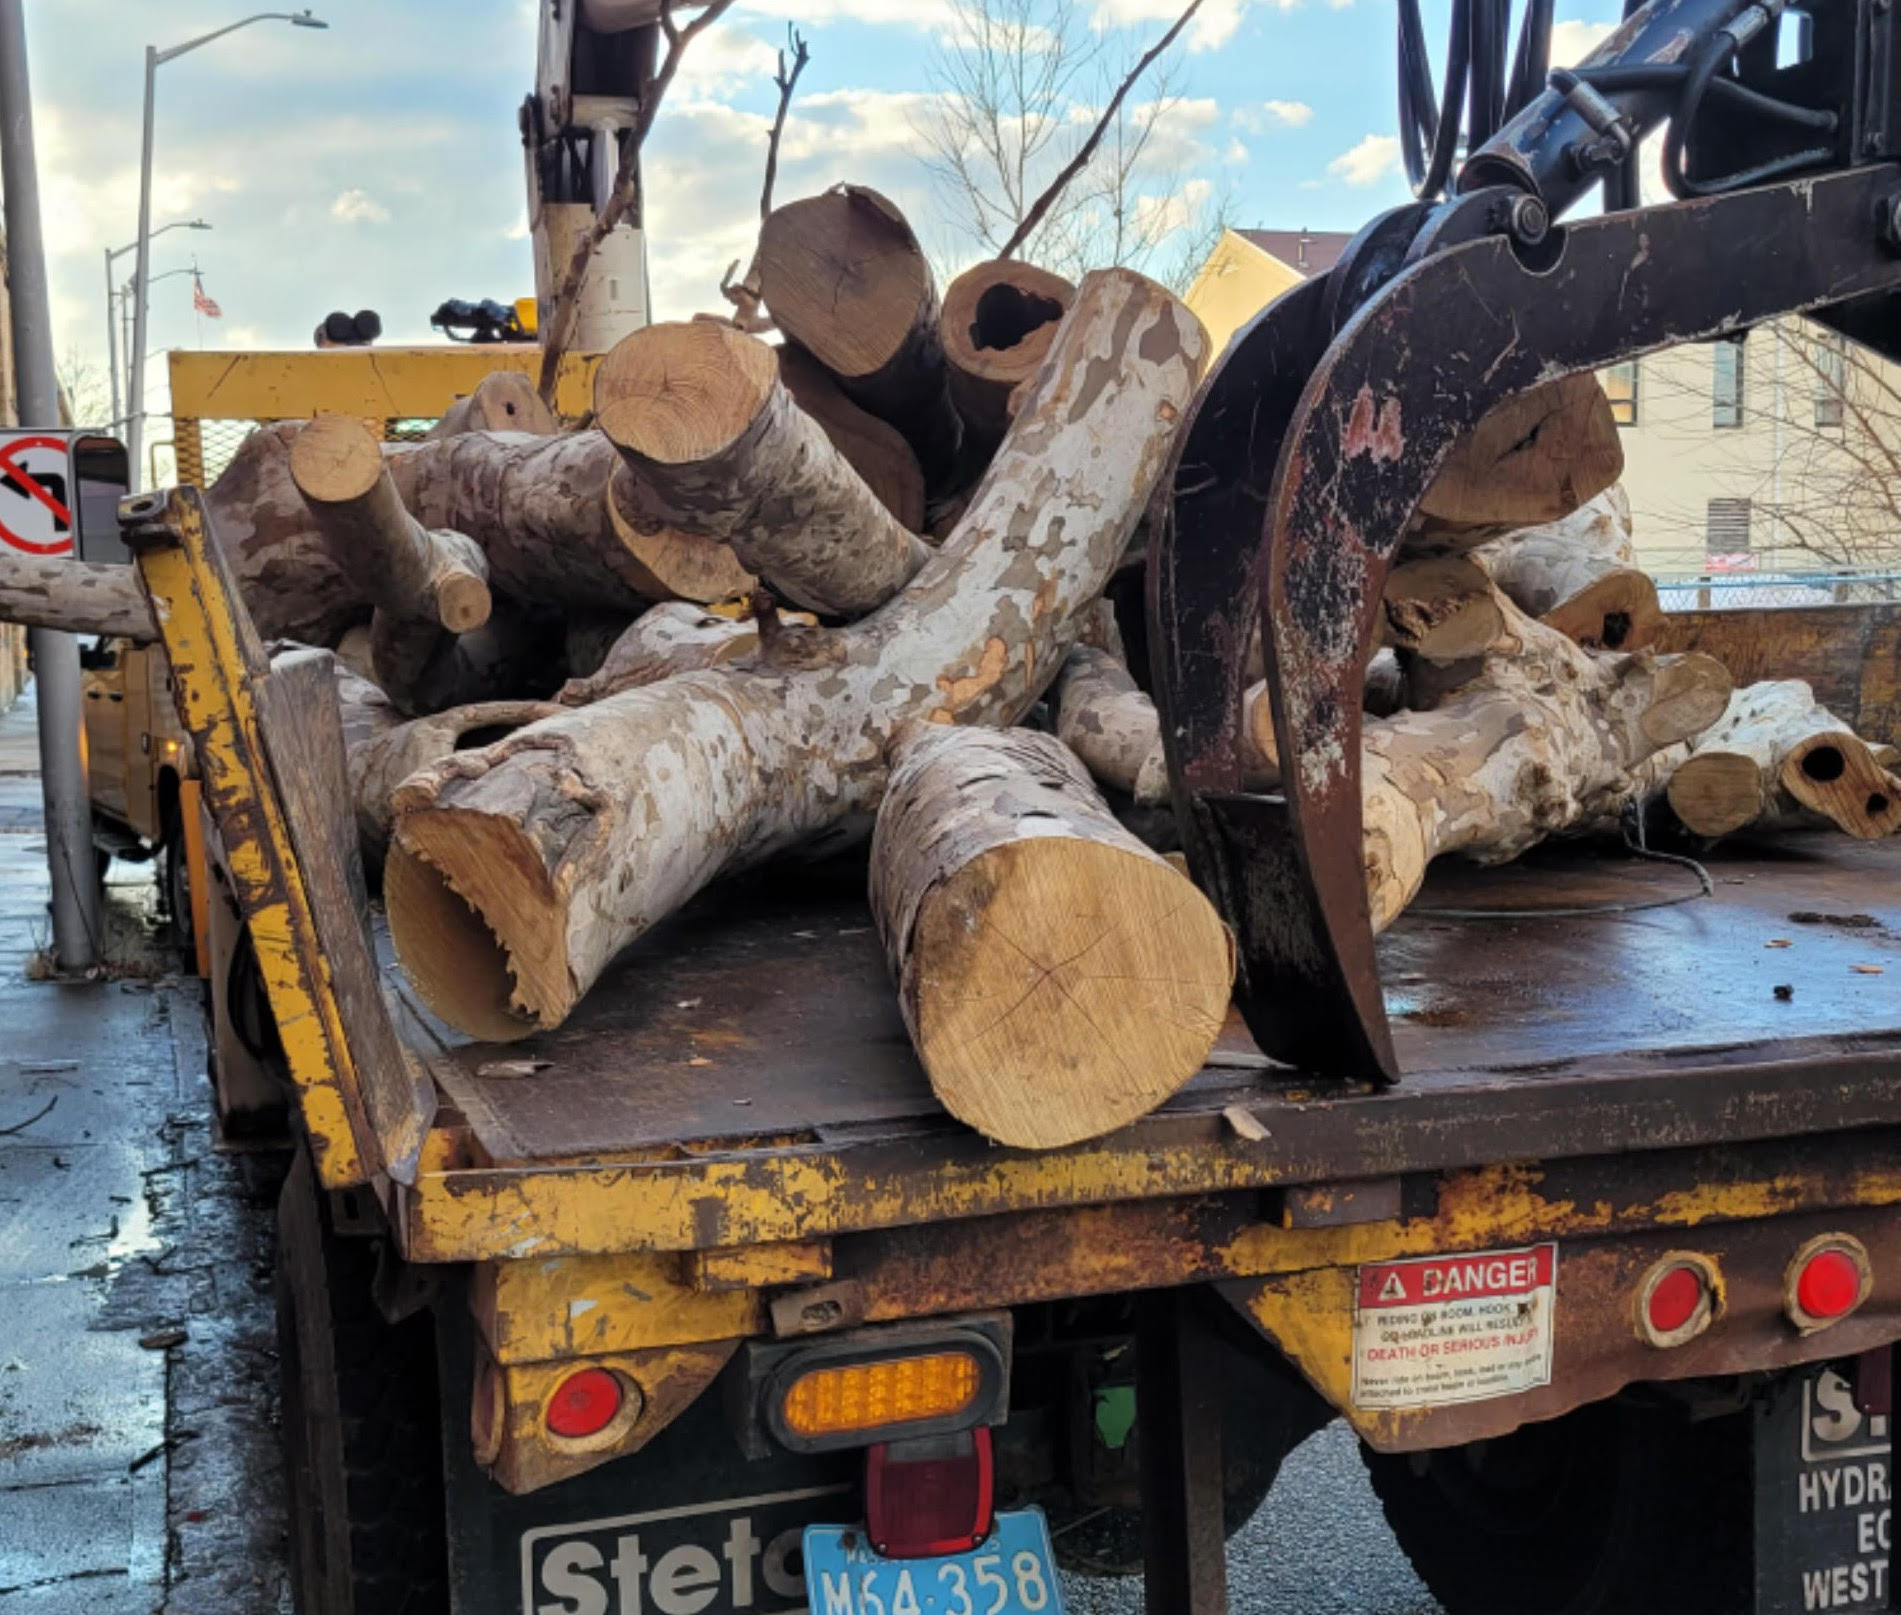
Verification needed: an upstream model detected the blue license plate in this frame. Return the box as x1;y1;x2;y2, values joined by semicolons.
803;1508;1064;1615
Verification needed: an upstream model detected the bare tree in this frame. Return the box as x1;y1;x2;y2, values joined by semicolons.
916;0;1211;279
55;349;111;430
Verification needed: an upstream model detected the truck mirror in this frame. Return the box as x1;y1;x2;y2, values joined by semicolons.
71;435;132;567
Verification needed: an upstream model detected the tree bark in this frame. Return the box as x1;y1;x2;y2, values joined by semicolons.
1668;679;1901;839
1362;594;1732;931
1381;556;1507;662
939;259;1076;454
1470;486;1662;652
427;371;558;440
1408;375;1624;548
597;320;932;619
755;185;963;490
777;343;926;533
0;554;155;642
869;723;1232;1149
386;268;1204;1040
1052;644;1169;806
557;600;774;705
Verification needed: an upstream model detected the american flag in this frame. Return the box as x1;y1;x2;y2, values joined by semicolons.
192;272;222;319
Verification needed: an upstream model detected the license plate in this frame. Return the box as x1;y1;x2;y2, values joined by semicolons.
803;1508;1064;1614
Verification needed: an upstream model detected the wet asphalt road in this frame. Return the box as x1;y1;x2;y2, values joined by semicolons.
0;685;1434;1615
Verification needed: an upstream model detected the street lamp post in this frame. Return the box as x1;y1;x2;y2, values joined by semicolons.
104;219;207;432
125;10;326;488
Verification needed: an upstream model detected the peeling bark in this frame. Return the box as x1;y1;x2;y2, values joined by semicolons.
1052;644;1168;806
869;723;1232;1149
0;554;156;642
386;268;1205;1040
556;601;779;705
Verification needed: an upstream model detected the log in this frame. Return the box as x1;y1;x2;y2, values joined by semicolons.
291;414;493;636
1471;487;1663;652
1238;679;1280;788
1362;593;1732;931
1666;680;1901;839
353;699;564;882
386;268;1204;1040
940;259;1076;453
869;723;1232;1149
1364;649;1407;718
0;554;155;642
597;320;931;619
1669;681;1901;838
777;344;926;532
1381;557;1507;662
557;600;773;705
426;371;558;440
1409;375;1624;546
754;185;963;489
1052;644;1168;806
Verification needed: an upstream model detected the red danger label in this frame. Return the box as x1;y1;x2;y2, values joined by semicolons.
1358;1245;1557;1310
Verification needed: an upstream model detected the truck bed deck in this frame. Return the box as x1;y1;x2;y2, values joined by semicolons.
395;832;1901;1180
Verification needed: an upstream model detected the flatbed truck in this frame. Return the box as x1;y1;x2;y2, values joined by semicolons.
125;480;1901;1615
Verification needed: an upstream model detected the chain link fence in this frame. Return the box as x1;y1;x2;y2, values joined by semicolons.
173;415;442;488
1657;571;1901;611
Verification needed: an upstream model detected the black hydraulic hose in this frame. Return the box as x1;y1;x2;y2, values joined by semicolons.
1396;0;1558;199
1663;29;1737;196
1573;62;1835;129
1397;0;1473;199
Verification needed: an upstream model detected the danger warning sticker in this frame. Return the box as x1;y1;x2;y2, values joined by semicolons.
1351;1243;1557;1410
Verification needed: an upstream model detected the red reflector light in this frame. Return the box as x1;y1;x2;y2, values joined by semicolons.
866;1426;995;1559
546;1367;623;1439
1798;1249;1864;1321
1646;1265;1704;1335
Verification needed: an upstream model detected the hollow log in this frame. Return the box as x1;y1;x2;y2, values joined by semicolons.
939;259;1076;454
597;321;931;619
869;722;1232;1149
387;268;1204;1040
1668;680;1901;839
1408;375;1624;548
1052;644;1168;806
0;554;155;642
1382;556;1507;662
754;185;963;489
1471;487;1662;652
557;601;770;705
1363;593;1732;931
777;344;926;532
427;371;558;440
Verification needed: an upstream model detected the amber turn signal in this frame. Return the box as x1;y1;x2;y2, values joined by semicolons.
781;1350;983;1440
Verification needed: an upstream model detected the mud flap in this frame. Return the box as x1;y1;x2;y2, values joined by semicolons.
1754;1356;1893;1614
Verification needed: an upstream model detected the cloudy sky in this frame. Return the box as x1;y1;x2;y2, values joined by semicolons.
25;0;1621;423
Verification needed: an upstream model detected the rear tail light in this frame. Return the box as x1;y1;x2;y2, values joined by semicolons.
1787;1235;1872;1333
1635;1254;1719;1348
545;1367;624;1439
866;1427;995;1558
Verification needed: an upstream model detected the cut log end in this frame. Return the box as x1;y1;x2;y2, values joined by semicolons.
289;413;383;504
385;827;562;1043
1540;568;1662;653
911;837;1231;1149
941;260;1077;444
1781;734;1901;839
1382;557;1506;662
1667;751;1765;838
596;322;779;464
433;567;493;636
1640;652;1734;748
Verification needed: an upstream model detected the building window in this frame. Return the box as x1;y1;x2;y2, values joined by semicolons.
1712;339;1744;428
1705;497;1754;566
1814;333;1846;427
1603;360;1639;426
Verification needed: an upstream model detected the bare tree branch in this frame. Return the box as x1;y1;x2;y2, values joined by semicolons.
997;0;1204;261
536;0;739;406
761;25;811;219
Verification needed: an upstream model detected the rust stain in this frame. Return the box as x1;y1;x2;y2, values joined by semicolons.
1342;385;1404;464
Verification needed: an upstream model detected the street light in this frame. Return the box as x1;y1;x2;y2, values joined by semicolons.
126;11;327;487
104;218;207;429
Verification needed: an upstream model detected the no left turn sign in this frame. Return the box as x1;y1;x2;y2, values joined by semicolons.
0;432;74;556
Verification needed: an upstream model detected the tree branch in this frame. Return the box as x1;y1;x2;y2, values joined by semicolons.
536;0;739;406
997;0;1203;262
760;25;811;219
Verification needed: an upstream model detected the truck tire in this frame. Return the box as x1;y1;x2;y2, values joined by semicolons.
161;820;194;969
276;1150;448;1615
1362;1394;1751;1615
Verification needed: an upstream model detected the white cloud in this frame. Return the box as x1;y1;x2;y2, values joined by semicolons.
1091;0;1254;50
330;189;390;224
1134;176;1213;239
1224;136;1250;164
1550;18;1615;65
673;25;782;103
1327;132;1401;187
1234;99;1313;132
737;0;956;22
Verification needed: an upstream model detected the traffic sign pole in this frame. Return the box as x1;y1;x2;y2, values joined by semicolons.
0;0;100;970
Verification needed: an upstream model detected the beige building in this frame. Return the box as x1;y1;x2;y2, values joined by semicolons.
1185;228;1901;592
